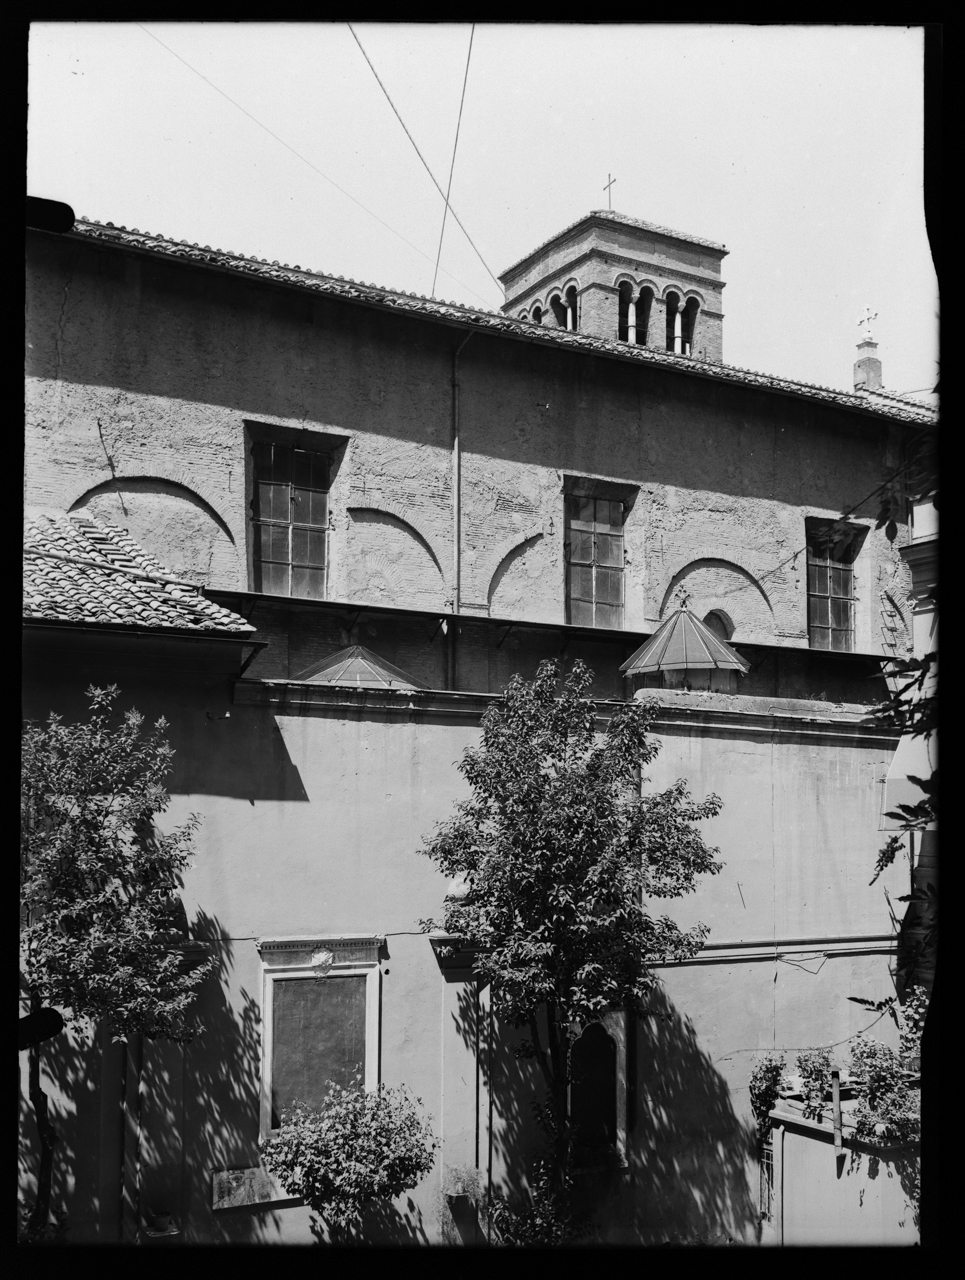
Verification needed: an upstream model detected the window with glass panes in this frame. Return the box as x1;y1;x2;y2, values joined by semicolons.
806;521;857;651
565;495;625;628
251;442;329;599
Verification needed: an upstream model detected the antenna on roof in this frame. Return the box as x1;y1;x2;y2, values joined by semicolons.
604;173;616;211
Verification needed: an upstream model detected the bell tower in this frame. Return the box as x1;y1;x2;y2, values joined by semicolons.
499;210;727;363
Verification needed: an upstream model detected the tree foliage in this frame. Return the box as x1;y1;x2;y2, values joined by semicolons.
21;685;213;1042
420;659;723;1210
20;685;214;1241
259;1086;439;1232
749;1053;787;1150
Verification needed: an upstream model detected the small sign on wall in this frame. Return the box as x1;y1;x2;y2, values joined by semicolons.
211;1167;298;1211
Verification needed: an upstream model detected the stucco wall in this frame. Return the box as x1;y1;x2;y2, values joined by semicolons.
26;232;913;661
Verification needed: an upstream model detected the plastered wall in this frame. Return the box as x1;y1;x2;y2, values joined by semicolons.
26;232;912;661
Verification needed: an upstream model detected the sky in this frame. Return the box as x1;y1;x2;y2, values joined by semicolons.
28;23;938;399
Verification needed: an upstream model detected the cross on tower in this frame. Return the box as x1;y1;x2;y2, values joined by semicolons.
858;305;878;342
604;174;616;211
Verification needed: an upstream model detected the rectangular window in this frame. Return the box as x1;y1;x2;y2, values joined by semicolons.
251;441;330;599
258;935;381;1137
806;520;860;652
565;495;625;629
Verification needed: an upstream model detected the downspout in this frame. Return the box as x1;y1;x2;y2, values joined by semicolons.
449;331;474;690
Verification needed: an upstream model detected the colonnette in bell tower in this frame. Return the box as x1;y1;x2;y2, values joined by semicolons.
499;208;727;363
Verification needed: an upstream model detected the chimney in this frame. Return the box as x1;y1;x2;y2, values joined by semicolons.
854;306;883;391
854;338;883;392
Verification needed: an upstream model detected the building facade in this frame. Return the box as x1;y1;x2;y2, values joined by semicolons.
22;204;934;1243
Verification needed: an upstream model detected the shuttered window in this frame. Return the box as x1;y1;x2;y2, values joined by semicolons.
565;495;625;629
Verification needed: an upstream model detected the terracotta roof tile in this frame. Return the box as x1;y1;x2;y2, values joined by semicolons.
23;512;255;635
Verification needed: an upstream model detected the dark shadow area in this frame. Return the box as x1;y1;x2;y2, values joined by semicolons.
18;1016;105;1242
21;633;310;802
310;1195;431;1246
18;910;282;1244
627;982;759;1244
848;1143;920;1231
446;977;759;1245
165;700;310;802
180;911;283;1243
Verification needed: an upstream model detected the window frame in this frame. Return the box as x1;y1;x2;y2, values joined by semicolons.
257;934;382;1140
563;486;632;630
805;519;864;653
245;425;349;603
568;1010;628;1170
250;441;331;600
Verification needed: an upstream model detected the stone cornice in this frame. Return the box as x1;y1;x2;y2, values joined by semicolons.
499;209;728;280
233;678;898;742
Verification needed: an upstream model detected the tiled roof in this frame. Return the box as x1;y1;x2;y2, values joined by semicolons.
499;209;728;278
65;218;936;426
23;511;255;635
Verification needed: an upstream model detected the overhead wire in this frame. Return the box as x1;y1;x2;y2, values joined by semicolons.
664;454;927;609
133;23;491;306
347;23;501;293
432;25;474;299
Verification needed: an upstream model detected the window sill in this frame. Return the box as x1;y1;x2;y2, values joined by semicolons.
211;1167;302;1212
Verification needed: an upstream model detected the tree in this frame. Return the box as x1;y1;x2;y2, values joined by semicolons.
19;685;214;1242
259;1085;439;1238
419;659;723;1213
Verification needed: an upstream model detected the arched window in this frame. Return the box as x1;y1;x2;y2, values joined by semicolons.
618;282;633;343
565;285;578;332
634;288;653;346
549;294;568;328
665;291;682;353
531;305;543;325
681;297;699;357
570;1023;617;1167
703;610;732;641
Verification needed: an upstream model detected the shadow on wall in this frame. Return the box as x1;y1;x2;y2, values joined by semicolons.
18;912;287;1244
308;1196;431;1246
626;981;759;1245
166;707;311;803
447;978;759;1245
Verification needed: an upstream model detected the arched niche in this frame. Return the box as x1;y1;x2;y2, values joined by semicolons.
660;559;774;641
69;477;237;586
571;1023;617;1165
346;508;446;610
486;532;547;620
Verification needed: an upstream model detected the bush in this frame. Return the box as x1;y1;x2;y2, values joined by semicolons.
749;1053;787;1150
259;1084;438;1230
795;1048;833;1121
849;1038;920;1147
489;1159;594;1247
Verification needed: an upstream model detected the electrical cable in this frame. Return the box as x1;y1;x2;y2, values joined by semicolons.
347;23;500;292
133;24;491;306
432;25;474;299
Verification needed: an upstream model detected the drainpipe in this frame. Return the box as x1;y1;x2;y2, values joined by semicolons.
449;332;474;689
831;1068;843;1158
